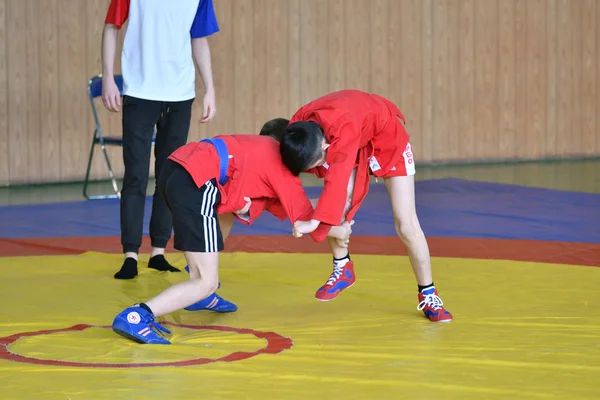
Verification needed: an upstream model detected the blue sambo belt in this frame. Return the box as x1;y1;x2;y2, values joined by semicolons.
200;138;229;186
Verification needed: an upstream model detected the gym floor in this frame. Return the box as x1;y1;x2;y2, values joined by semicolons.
1;159;599;400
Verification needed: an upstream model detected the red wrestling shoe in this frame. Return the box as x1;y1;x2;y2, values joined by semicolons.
315;261;356;301
417;287;453;322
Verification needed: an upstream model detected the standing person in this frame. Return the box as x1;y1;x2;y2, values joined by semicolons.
266;90;453;323
101;0;218;281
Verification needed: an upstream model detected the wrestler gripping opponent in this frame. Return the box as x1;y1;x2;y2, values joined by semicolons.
265;90;452;322
111;134;354;344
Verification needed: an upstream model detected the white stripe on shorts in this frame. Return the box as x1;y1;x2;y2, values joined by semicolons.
201;180;219;252
403;142;416;176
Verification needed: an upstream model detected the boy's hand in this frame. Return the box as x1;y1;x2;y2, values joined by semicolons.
102;77;121;112
235;197;252;215
292;219;320;238
200;89;216;123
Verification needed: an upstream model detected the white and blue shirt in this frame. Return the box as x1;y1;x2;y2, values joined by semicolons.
105;0;219;101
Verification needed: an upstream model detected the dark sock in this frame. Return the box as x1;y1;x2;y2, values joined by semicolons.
418;282;435;292
334;253;350;262
148;254;181;272
333;253;350;268
139;302;154;316
114;257;138;279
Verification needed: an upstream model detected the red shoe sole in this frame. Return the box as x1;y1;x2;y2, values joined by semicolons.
315;281;355;302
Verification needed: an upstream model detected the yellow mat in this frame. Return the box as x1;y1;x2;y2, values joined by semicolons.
1;252;600;399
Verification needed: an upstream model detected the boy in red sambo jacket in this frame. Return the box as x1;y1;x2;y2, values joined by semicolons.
111;134;354;344
265;90;452;323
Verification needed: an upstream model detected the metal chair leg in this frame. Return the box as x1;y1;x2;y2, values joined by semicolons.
83;130;97;200
100;140;121;199
83;129;121;200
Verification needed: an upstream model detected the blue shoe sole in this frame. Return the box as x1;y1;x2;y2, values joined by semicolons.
184;304;238;312
113;327;146;344
113;326;171;345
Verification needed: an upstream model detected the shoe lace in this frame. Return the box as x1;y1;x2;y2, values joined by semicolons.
417;293;444;311
145;316;171;336
326;264;344;285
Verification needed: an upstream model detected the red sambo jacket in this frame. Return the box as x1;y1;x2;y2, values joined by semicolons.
290;90;410;241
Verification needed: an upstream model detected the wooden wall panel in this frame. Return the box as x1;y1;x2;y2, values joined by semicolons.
474;0;499;159
397;0;429;160
39;0;61;183
205;0;233;136
0;0;598;186
345;0;371;92
597;0;600;155
58;0;87;182
420;0;435;162
580;0;596;155
555;0;574;158
545;0;557;156
326;0;345;94
0;0;7;186
25;0;41;183
432;0;460;160
514;0;529;159
7;0;27;184
232;0;254;134
265;0;291;124
458;0;476;161
526;0;547;159
370;0;390;97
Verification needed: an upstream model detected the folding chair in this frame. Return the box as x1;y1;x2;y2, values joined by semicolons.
82;74;155;200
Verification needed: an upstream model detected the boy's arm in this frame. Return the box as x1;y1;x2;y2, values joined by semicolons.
296;166;357;238
101;0;129;112
309;119;361;228
297;198;352;242
191;0;219;123
269;171;334;241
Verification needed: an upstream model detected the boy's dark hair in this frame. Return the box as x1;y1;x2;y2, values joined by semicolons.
279;121;325;176
260;118;290;142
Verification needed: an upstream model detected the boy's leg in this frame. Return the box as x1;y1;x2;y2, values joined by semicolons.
383;173;452;322
112;251;220;345
115;96;162;279
383;175;432;284
183;212;238;312
219;212;236;241
187;213;234;280
112;169;226;344
314;168;357;301
144;251;219;316
147;98;195;272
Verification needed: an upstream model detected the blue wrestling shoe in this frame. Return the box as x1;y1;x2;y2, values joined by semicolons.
112;305;171;345
183;266;236;312
184;293;238;312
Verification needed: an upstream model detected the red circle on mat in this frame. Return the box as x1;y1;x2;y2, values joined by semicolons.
0;323;293;368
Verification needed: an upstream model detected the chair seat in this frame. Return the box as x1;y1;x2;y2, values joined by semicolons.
95;136;123;146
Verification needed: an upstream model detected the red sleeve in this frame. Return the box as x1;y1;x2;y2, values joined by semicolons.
265;200;288;221
105;0;130;29
312;118;361;226
270;170;323;236
266;199;331;242
310;222;332;242
304;165;327;178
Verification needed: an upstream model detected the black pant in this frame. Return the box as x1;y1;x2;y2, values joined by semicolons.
120;95;195;254
158;160;223;253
